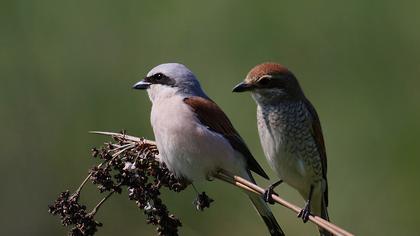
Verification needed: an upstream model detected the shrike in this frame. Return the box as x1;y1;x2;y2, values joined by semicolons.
233;63;331;236
133;63;284;236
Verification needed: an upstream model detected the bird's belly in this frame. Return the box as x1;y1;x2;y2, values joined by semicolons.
157;124;243;181
271;149;311;190
152;100;244;181
262;131;314;191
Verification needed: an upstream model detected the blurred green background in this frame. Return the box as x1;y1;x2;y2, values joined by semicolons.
2;0;420;235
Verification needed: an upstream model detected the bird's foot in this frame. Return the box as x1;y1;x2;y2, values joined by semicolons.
263;180;283;205
263;186;279;205
193;192;214;211
297;201;311;223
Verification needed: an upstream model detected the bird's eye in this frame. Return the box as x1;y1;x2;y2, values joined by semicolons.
258;77;270;86
154;73;165;80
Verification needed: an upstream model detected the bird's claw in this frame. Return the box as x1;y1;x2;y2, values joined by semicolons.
263;187;278;205
297;202;311;223
193;192;214;211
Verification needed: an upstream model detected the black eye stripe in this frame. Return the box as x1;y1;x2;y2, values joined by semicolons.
145;73;169;82
258;77;271;85
153;73;166;80
257;74;287;88
145;73;176;86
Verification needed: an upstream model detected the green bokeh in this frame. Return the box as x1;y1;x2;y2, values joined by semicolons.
1;1;420;235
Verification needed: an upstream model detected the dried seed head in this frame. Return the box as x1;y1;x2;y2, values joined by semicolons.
49;131;198;236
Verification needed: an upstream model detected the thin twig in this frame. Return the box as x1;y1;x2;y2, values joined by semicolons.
215;170;353;236
74;174;93;196
75;162;105;196
74;142;133;196
90;131;354;236
89;188;118;216
89;131;155;145
110;143;136;157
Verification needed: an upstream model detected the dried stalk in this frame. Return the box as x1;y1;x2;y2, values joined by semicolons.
214;170;353;236
89;187;118;216
90;131;354;236
50;132;189;236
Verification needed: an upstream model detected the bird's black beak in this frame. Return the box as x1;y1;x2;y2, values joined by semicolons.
132;80;151;90
232;82;253;92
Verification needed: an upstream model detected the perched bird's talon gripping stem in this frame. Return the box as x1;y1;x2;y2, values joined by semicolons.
297;201;311;223
263;180;283;205
263;188;277;205
297;185;314;223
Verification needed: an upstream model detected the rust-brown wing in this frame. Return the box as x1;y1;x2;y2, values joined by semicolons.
304;98;328;206
183;96;269;179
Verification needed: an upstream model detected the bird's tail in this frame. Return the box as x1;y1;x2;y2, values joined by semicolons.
318;197;332;236
243;170;285;236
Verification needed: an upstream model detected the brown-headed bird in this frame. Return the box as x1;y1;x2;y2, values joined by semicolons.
233;63;331;236
133;63;285;236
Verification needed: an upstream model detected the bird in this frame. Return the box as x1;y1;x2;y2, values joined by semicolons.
232;62;331;236
133;63;285;236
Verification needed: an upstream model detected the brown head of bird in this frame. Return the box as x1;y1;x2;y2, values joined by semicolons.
233;63;304;103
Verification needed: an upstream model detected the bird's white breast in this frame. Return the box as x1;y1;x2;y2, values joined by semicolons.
150;89;245;181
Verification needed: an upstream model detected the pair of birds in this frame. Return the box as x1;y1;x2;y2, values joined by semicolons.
133;62;330;236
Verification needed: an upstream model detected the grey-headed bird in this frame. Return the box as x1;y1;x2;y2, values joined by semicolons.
133;63;285;236
233;63;331;236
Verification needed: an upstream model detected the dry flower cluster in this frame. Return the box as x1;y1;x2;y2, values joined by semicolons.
49;131;213;236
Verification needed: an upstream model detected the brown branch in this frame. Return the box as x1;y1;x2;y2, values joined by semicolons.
90;131;354;236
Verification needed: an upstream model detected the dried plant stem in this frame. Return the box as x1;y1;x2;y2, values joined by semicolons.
74;161;106;196
90;131;353;236
215;170;353;236
110;144;136;156
90;131;154;145
89;188;118;216
74;143;132;196
75;174;94;196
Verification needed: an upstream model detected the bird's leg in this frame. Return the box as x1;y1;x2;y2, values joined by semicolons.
298;185;314;223
191;183;200;195
263;179;283;204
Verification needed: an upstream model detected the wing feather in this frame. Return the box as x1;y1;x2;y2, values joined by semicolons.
304;98;328;206
183;96;269;179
